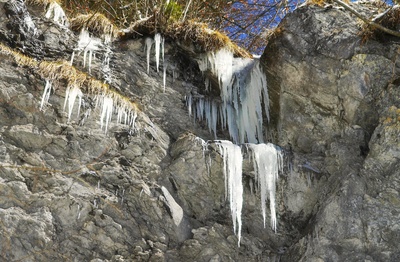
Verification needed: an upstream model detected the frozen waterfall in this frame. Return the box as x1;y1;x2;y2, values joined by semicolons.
188;49;269;144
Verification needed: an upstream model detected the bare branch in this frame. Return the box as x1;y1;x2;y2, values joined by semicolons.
333;0;400;38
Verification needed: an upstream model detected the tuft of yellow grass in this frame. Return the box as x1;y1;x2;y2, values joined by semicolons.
70;13;120;39
0;43;39;68
165;21;252;58
306;0;350;6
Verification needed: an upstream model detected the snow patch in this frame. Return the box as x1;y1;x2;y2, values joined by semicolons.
161;186;184;226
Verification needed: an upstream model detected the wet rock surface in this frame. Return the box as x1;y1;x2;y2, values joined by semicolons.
0;1;399;261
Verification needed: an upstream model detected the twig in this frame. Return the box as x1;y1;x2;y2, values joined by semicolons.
333;0;400;38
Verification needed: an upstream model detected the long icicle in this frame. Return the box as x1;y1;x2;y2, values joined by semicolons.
215;140;243;246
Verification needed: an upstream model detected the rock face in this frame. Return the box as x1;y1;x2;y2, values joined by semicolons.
0;1;399;261
263;3;400;262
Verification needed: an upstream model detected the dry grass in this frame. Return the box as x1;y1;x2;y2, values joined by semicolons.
70;13;120;39
0;43;39;68
306;0;349;6
360;5;400;42
38;60;86;87
168;21;251;57
264;26;284;45
126;18;251;58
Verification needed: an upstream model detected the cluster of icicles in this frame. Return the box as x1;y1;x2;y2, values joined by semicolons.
31;1;284;248
143;33;284;246
187;49;269;144
39;2;136;132
197;138;283;246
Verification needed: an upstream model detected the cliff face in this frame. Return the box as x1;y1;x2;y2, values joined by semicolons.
0;1;399;262
263;3;400;261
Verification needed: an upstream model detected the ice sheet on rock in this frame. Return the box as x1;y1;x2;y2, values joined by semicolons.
161;186;184;226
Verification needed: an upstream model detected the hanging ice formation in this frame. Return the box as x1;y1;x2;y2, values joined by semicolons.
71;29;103;73
145;33;165;75
45;2;68;27
196;138;284;246
188;49;269;144
40;80;52;111
246;143;283;232
100;96;113;131
215;140;243;246
63;85;83;121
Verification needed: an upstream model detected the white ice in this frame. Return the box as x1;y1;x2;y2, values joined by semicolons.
63;85;83;121
145;37;153;74
45;2;68;27
154;33;162;72
40;80;52;110
23;12;37;35
193;49;269;144
100;96;114;131
215;140;243;246
247;143;283;232
75;29;102;72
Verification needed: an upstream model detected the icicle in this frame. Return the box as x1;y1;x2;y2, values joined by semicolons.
154;33;162;72
162;37;165;63
215;140;243;246
145;37;153;74
40;80;52;110
100;96;114;132
77;204;81;220
186;94;193;116
247;143;283;232
76;29;102;71
63;85;83;121
163;62;168;92
70;51;75;65
45;2;68;27
102;45;113;83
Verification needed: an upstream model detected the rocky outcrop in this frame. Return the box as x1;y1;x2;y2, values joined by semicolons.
0;1;399;261
263;3;400;261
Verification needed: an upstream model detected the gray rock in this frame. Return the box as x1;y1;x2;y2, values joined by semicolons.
0;0;399;261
